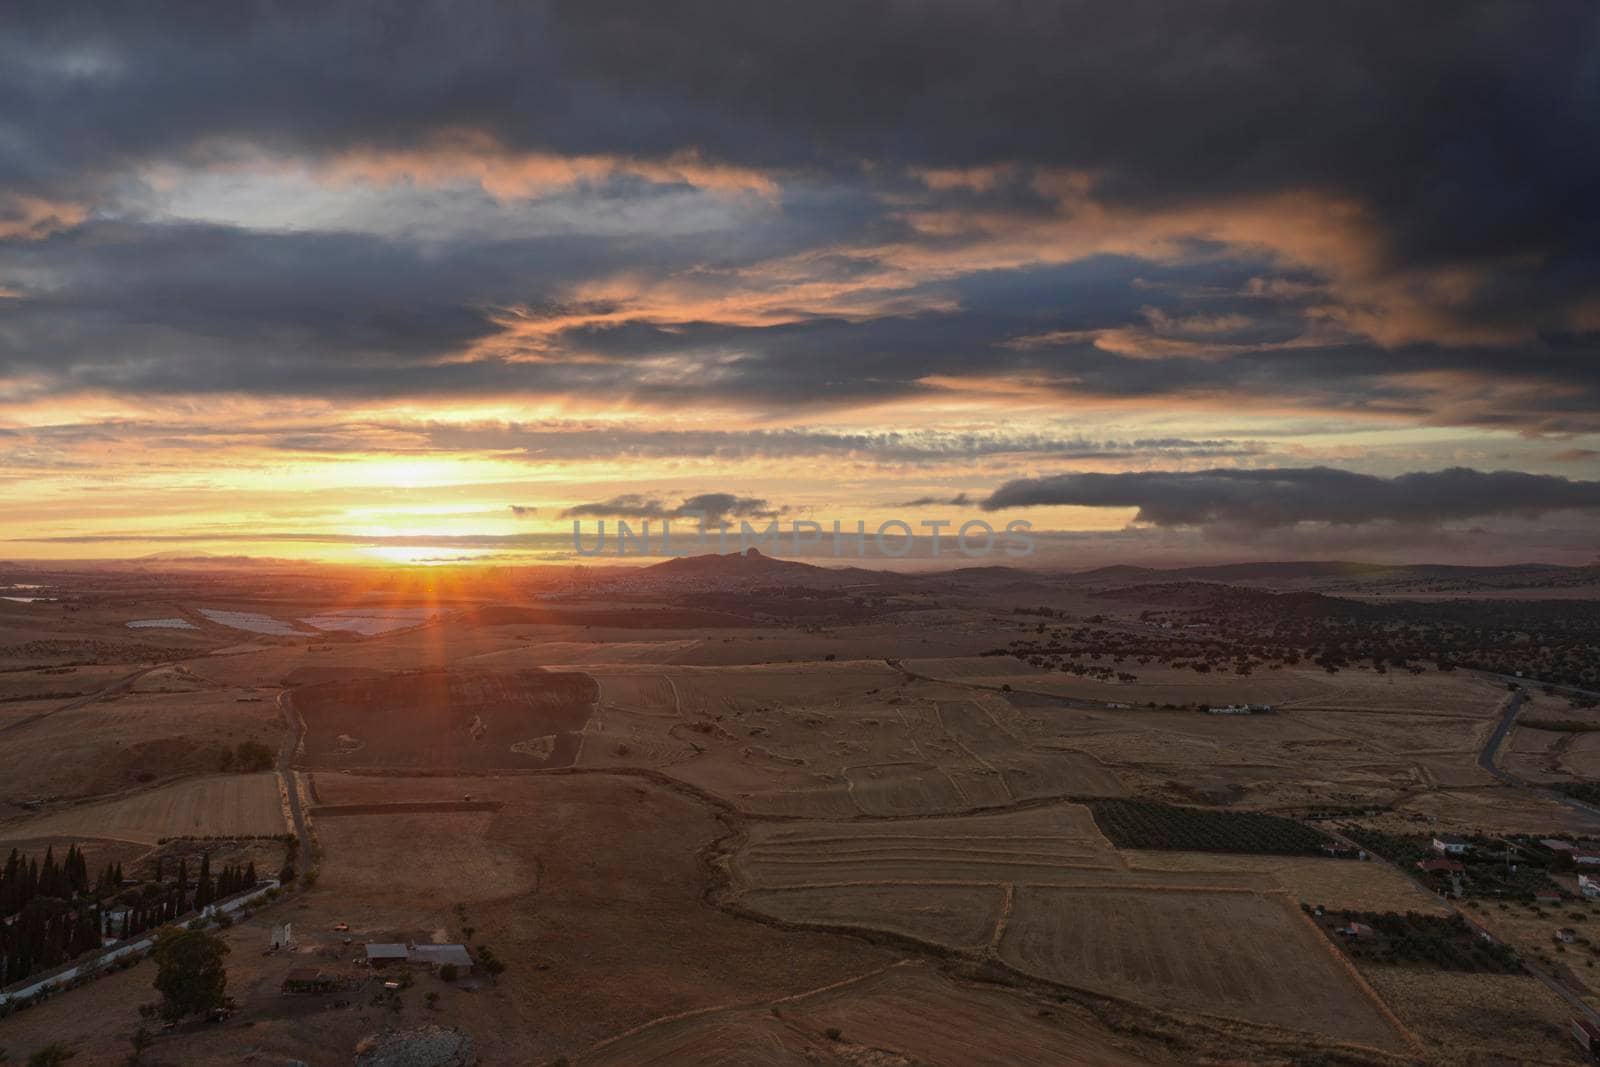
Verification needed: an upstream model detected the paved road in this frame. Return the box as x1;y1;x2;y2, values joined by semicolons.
1477;689;1526;778
1474;684;1600;826
275;689;310;857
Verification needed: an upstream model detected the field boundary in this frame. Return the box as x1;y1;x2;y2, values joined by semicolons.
1289;901;1426;1057
309;800;505;817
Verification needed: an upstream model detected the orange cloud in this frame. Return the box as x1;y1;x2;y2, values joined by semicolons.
322;129;779;200
0;195;87;240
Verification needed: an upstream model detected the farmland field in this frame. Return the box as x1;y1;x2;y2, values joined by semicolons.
0;690;285;802
780;962;1154;1067
743;884;1005;948
580;1005;841;1066
1361;966;1588;1064
4;556;1599;1066
292;667;598;770
997;885;1406;1049
1121;850;1448;913
735;804;1121;888
0;773;285;844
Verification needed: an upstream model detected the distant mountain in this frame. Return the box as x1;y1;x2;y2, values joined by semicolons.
1142;561;1394;582
635;548;931;590
1065;564;1159;582
641;547;825;577
135;551;260;564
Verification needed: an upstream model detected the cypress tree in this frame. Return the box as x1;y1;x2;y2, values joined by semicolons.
196;852;213;909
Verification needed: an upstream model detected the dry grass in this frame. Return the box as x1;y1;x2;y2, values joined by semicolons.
314;808;537;908
0;689;284;802
1121;850;1450;914
744;884;1005;949
1361;965;1590;1065
579;1004;839;1066
1392;788;1600;835
736;804;1119;889
779;962;1156;1067
998;885;1408;1051
904;656;1504;713
0;773;285;844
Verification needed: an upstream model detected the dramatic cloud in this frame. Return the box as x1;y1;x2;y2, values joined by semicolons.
4;4;1599;564
0;2;1592;425
890;493;974;508
981;467;1600;528
561;493;778;527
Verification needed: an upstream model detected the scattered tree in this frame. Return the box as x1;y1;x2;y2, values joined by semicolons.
150;927;229;1023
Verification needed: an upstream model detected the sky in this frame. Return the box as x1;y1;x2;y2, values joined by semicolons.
3;2;1599;567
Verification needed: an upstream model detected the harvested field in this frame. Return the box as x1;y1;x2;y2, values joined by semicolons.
735;804;1119;889
669;756;862;818
1361;965;1588;1065
581;1005;837;1066
0;773;284;844
997;886;1406;1050
0;689;283;801
778;962;1155;1067
1392;787;1600;834
309;800;504;816
743;884;1005;949
1121;851;1449;913
299;772;905;1062
999;750;1127;799
664;661;905;716
593;672;680;713
471;640;704;667
314;808;536;908
1558;731;1600;778
844;762;967;815
293;668;598;771
0;835;152;874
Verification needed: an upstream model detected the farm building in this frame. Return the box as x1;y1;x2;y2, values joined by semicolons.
1543;839;1576;853
1573;850;1600;866
1580;875;1600;898
1416;857;1464;874
270;922;292;950
364;941;474;972
1338;922;1375;939
281;969;339;994
1432;834;1472;855
365;943;410;968
1536;892;1564;906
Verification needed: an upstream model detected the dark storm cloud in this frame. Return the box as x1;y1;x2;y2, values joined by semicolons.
890;493;974;508
980;467;1600;527
0;2;1596;420
561;493;777;526
6;2;1592;267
